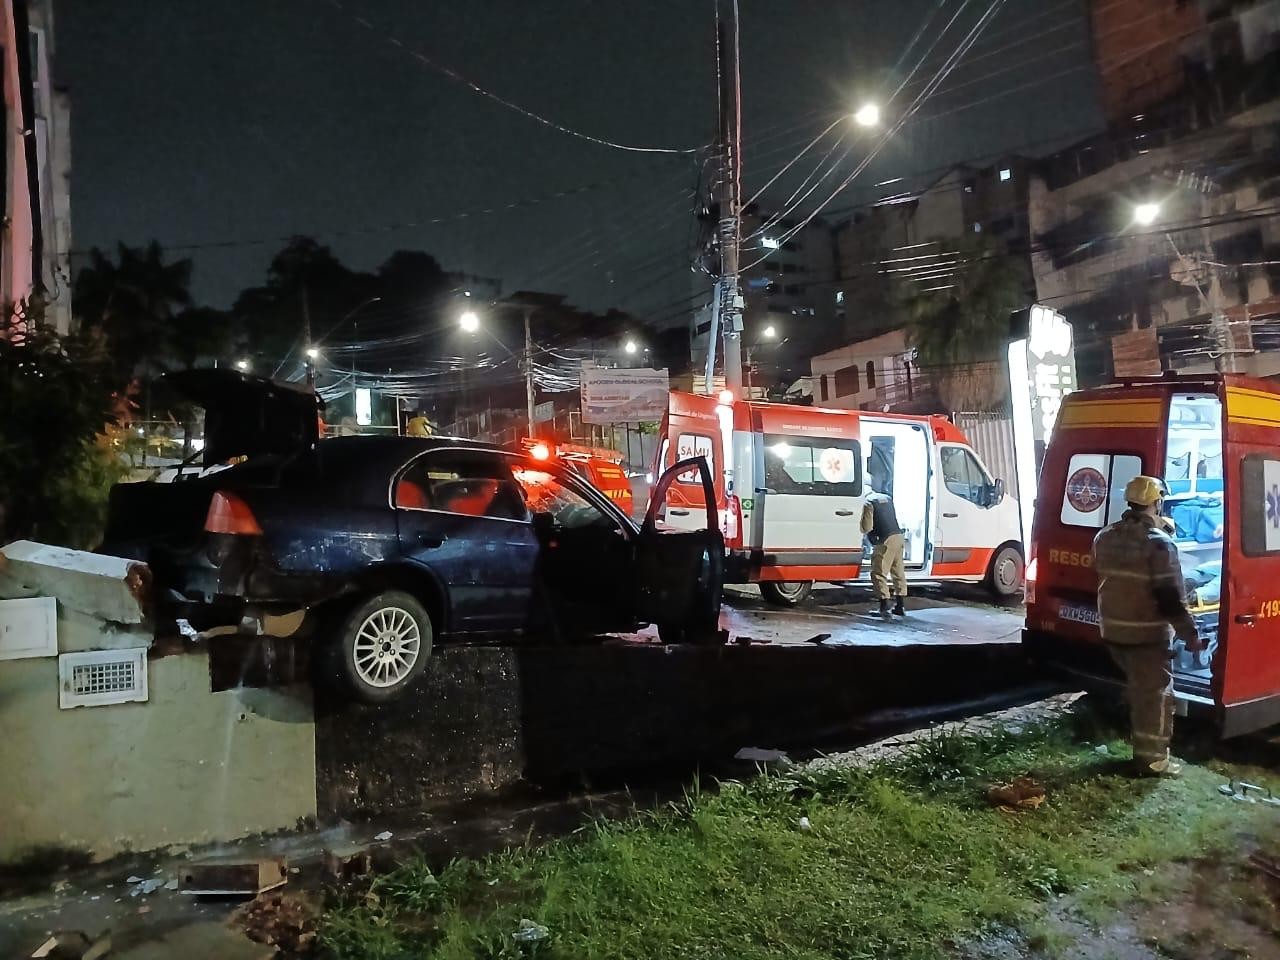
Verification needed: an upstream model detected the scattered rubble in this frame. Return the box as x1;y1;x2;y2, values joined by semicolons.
985;777;1047;813
29;930;111;960
372;831;393;842
231;891;320;955
512;918;549;943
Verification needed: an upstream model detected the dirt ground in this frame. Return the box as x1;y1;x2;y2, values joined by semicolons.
963;854;1280;960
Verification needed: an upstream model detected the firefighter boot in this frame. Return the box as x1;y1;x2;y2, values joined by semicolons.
878;598;891;620
892;596;906;616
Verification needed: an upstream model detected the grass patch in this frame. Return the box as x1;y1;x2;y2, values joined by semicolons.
319;716;1280;959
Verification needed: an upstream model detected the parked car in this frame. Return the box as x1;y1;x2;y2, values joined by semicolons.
101;371;724;703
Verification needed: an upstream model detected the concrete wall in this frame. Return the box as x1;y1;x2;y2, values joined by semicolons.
0;652;316;862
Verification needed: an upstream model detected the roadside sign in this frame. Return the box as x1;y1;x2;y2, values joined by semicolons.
533;400;555;423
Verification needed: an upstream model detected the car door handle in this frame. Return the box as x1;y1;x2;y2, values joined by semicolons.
417;532;446;548
834;509;855;517
1236;614;1257;625
943;512;959;518
669;508;691;516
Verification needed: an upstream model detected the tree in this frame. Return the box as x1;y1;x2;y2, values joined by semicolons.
73;241;194;384
903;236;1029;412
0;303;127;548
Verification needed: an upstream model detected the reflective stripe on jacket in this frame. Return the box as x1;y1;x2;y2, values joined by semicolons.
1092;510;1197;645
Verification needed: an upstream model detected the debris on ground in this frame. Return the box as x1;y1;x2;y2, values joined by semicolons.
984;777;1047;813
797;816;812;832
29;930;111;959
1219;780;1280;805
231;890;320;955
1094;743;1110;755
512;919;550;943
323;845;371;882
128;878;164;897
372;830;394;842
179;858;287;897
734;746;789;763
804;633;832;645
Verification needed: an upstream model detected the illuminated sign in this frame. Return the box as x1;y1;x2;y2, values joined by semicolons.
355;387;372;426
1008;305;1077;550
761;236;781;250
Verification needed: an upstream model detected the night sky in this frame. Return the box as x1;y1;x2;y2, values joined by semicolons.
58;0;1102;323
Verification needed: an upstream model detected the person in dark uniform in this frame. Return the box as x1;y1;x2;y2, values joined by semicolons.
861;480;906;619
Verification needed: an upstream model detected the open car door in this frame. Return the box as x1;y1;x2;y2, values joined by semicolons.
636;456;725;644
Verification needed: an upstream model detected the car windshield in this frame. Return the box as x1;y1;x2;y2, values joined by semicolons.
513;466;619;531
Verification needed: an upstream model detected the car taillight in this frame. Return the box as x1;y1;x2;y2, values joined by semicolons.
1025;554;1038;606
723;494;743;549
205;491;263;535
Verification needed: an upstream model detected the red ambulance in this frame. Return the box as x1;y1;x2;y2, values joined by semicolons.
653;390;1025;604
1022;372;1280;736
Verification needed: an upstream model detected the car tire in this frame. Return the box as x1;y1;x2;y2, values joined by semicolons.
760;581;814;606
986;544;1024;601
331;590;433;704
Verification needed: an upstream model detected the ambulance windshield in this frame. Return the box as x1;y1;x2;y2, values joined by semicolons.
1162;394;1223;685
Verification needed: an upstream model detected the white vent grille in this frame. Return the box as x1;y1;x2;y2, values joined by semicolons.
59;648;148;708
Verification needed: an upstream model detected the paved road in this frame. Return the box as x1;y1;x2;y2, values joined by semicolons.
636;583;1024;647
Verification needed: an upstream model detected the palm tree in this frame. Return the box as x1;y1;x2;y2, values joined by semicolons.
73;241;193;384
902;236;1029;412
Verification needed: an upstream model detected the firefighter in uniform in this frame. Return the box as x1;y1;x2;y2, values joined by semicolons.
1092;475;1203;777
861;482;907;619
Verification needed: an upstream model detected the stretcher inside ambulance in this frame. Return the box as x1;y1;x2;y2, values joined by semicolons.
652;391;1024;605
1023;373;1280;736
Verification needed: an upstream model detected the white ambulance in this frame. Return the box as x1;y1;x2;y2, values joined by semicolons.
653;390;1024;605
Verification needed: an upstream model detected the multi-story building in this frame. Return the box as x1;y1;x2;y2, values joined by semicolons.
1029;0;1280;384
808;328;936;412
1;0;71;335
691;204;838;391
830;157;1035;344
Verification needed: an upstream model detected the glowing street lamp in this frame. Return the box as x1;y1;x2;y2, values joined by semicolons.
459;310;480;333
235;358;250;371
624;339;638;355
305;346;320;360
1133;202;1161;227
853;103;881;128
762;324;777;339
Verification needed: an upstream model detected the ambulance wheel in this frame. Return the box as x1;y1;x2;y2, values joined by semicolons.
986;544;1024;601
761;581;813;606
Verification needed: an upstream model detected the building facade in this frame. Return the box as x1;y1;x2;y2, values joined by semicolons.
1029;0;1280;384
1;0;70;336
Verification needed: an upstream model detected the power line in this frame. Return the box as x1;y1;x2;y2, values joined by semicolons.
319;0;703;155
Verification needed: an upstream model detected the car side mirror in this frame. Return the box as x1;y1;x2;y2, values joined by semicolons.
989;478;1005;507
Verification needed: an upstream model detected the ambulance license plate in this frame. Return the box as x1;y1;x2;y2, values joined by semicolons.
1058;602;1100;626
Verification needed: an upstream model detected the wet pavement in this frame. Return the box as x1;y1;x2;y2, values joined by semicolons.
632;582;1025;647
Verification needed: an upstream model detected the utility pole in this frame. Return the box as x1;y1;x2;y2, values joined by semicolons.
712;0;744;395
524;308;536;437
302;282;315;387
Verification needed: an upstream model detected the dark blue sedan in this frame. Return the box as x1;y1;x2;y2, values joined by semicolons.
102;372;723;703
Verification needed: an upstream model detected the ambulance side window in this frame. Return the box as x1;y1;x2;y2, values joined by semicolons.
763;435;861;497
1240;455;1280;556
1060;453;1143;528
676;433;714;484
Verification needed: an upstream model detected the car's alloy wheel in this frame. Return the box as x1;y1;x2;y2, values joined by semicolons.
354;606;422;688
334;590;433;704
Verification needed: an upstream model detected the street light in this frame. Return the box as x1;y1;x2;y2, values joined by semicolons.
853;103;881;128
305;346;319;360
1133;202;1161;227
235;359;250;371
762;324;777;339
624;339;638;355
459;310;480;333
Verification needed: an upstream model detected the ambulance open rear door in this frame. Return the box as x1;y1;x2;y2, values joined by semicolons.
1218;378;1280;736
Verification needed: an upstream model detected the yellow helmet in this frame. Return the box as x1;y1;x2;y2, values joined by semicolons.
1124;475;1167;506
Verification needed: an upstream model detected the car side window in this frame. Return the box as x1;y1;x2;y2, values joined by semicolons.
396;451;528;521
512;466;621;532
940;446;988;504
